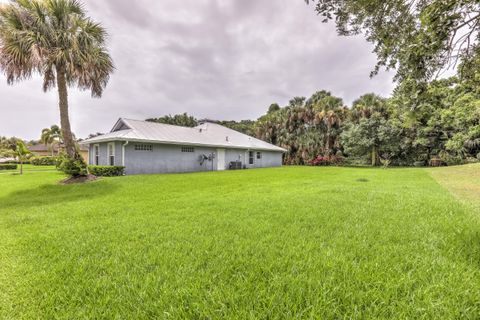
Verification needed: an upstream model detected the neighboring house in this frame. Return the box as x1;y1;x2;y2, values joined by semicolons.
80;118;286;175
28;144;89;162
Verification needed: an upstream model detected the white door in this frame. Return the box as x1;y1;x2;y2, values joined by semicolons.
217;149;225;171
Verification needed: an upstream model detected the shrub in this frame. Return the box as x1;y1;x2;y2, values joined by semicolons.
310;156;331;166
439;151;464;166
309;155;344;166
0;164;17;170
413;161;426;167
3;160;30;164
88;165;125;177
31;156;57;166
58;155;88;177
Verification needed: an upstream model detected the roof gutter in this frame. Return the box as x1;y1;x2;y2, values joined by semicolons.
81;138;286;153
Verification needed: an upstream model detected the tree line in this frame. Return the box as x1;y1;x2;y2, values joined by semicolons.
148;75;480;167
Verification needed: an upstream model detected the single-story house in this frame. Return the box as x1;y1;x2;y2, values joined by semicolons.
80;118;286;175
28;143;89;162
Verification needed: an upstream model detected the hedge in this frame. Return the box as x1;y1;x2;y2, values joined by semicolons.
2;160;30;164
0;164;18;170
31;156;58;166
88;165;125;177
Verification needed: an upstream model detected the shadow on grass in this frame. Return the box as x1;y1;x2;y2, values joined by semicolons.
0;180;117;210
457;228;480;269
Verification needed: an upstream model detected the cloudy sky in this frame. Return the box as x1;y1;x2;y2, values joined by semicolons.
0;0;395;140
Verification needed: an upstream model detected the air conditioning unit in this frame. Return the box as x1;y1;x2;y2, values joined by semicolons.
228;161;243;170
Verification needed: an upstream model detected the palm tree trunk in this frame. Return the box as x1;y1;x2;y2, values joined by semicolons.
20;159;23;175
56;67;77;159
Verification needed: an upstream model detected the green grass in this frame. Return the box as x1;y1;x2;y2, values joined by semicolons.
1;166;480;319
429;164;480;209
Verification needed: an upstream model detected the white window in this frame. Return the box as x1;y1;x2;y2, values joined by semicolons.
249;151;254;165
94;144;99;165
181;146;194;153
134;144;153;151
108;142;115;166
256;152;262;159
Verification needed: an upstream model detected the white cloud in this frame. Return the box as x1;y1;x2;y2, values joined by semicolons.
0;0;394;139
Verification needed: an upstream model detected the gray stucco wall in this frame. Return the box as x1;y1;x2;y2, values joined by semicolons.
88;141;283;175
256;151;283;168
89;141;122;166
224;149;282;169
124;143;218;175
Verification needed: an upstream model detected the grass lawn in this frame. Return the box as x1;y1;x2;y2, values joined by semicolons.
429;164;480;209
1;165;480;319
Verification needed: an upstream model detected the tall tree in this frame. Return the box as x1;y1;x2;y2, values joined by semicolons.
267;103;280;114
351;93;389;122
306;0;480;84
147;113;198;127
341;114;402;166
0;0;113;166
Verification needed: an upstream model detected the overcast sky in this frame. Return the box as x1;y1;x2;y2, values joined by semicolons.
0;0;395;140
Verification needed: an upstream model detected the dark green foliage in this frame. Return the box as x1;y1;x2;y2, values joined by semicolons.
146;113;198;127
306;0;480;84
58;154;87;177
0;136;18;152
341;115;402;166
256;90;347;165
0;164;17;170
146;113;256;135
267;103;280;113
439;151;465;166
31;156;57;166
88;165;125;177
215;120;255;136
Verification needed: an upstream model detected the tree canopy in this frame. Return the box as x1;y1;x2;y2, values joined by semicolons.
0;0;113;176
306;0;480;85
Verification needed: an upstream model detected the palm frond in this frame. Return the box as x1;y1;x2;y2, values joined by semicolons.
0;0;113;95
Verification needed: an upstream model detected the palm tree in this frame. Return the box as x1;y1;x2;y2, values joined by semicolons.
0;0;113;164
351;93;388;122
41;125;62;156
14;140;30;175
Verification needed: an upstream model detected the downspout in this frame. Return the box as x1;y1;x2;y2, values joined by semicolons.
122;141;129;174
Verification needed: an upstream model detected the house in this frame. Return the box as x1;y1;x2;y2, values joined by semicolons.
28;144;89;162
80;118;286;175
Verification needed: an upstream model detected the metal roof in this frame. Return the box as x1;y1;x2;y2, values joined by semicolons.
80;118;286;152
